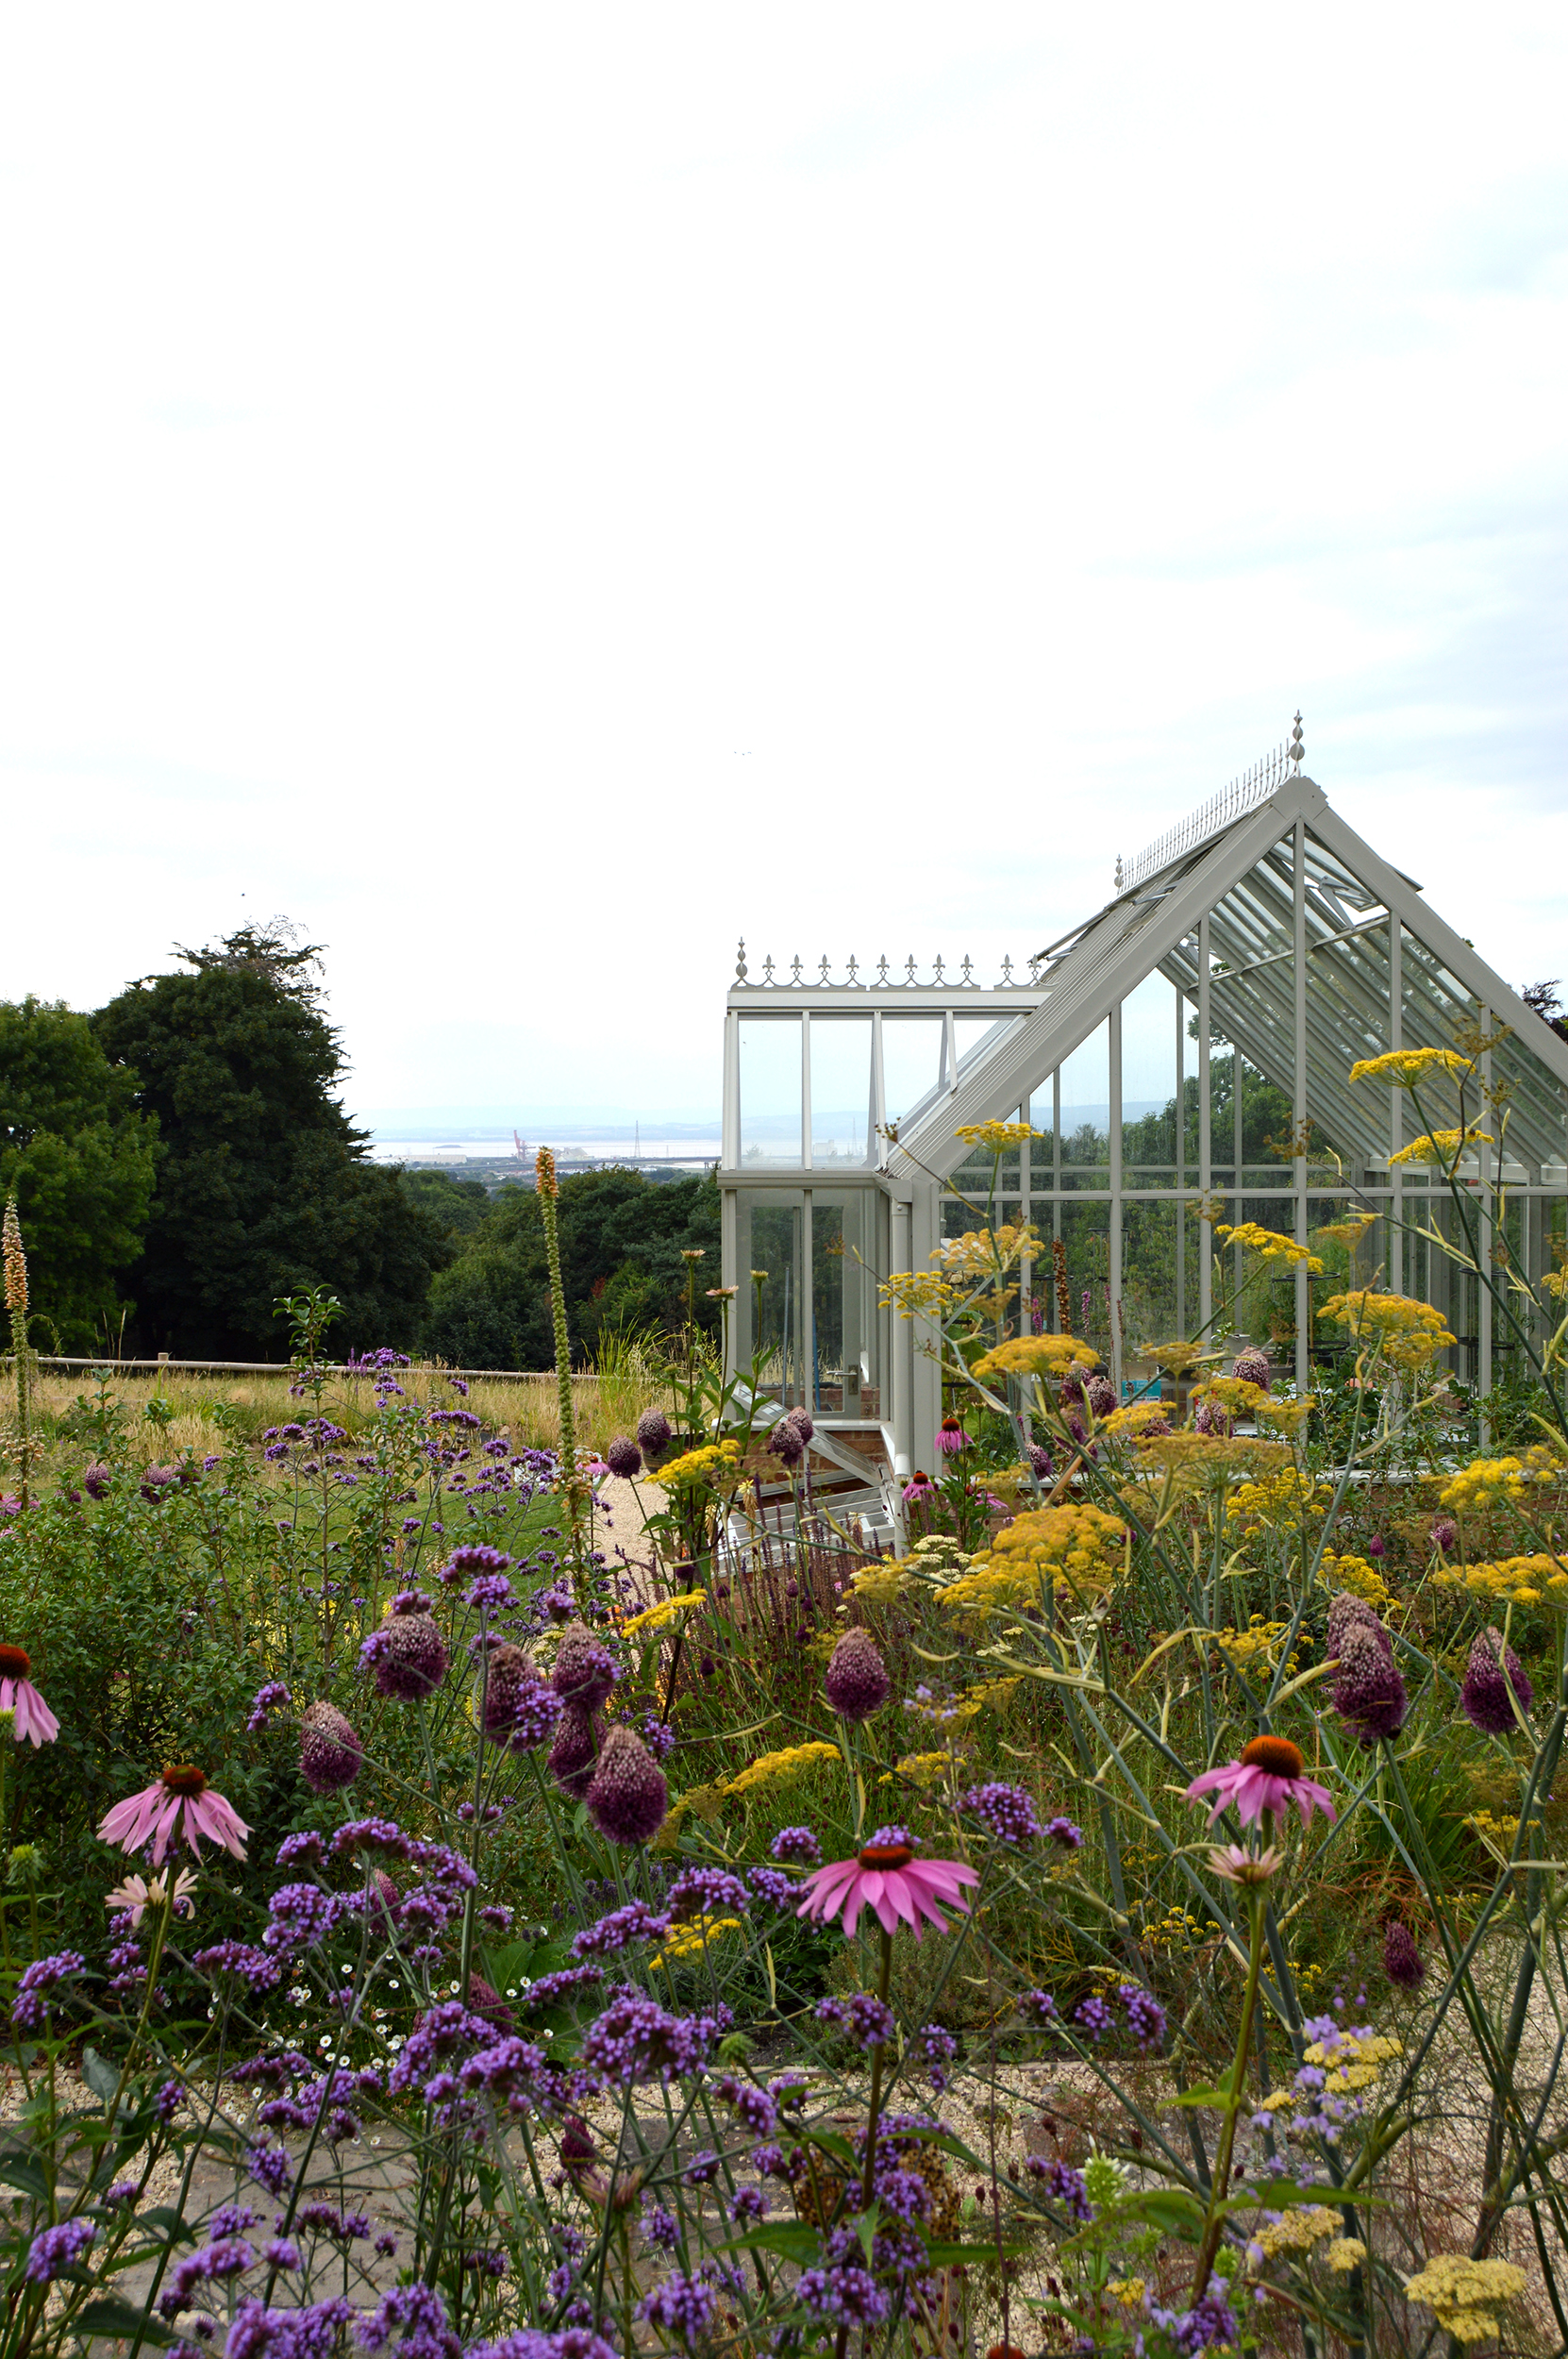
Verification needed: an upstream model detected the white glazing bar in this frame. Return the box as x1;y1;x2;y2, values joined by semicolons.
1176;972;1186;1335
720;1187;739;1381
1294;818;1309;1393
723;1009;742;1165
801;1012;813;1172
1109;998;1124;1392
1390;920;1403;1294
1019;1096;1032;1330
871;1010;886;1165
890;1198;911;1468
1053;1068;1062;1314
1199;913;1212;1335
1479;1005;1493;1434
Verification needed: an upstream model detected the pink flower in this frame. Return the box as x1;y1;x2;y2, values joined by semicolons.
0;1647;58;1747
97;1765;250;1865
935;1417;968;1457
796;1827;978;1942
1185;1735;1335;1832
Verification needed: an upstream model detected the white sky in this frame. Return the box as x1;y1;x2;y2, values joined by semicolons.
3;6;1565;1124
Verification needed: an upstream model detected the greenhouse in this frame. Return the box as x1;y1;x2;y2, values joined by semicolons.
718;724;1568;1492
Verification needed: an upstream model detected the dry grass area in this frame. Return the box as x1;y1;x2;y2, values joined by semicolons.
25;1357;670;1471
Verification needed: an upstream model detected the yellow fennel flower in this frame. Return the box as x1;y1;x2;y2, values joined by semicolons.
1402;2255;1526;2342
941;1503;1126;1616
1215;1222;1324;1270
1319;1290;1456;1367
1348;1047;1476;1085
972;1333;1092;1382
1388;1126;1494;1166
620;1590;707;1640
955;1120;1038;1152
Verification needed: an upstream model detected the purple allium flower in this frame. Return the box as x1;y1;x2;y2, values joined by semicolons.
1045;1815;1084;1849
1194;1399;1233;1437
765;1422;805;1468
605;1436;642;1479
361;1594;449;1700
25;2219;96;2281
1231;1346;1271;1389
140;1464;181;1501
82;1463;112;1500
1431;1515;1459;1553
771;1825;821;1865
298;1701;362;1795
1026;1442;1054;1480
548;1702;602;1800
476;1644;536;1742
247;1681;291;1732
1367;1533;1388;1559
1462;1626;1533;1736
1086;1374;1117;1418
586;1725;668;1845
825;1627;890;1723
552;1622;617;1710
1332;1622;1409;1747
1383;1919;1426;1989
635;1408;673;1464
1119;1983;1167;2051
959;1782;1043;1843
1327;1590;1391;1660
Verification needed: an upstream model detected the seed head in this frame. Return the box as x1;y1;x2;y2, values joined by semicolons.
1383;1919;1426;1989
553;1621;617;1710
365;1594;450;1700
585;1724;668;1846
824;1628;890;1724
298;1703;362;1795
1461;1627;1532;1736
1332;1624;1409;1747
548;1702;602;1800
605;1436;642;1480
2;1197;27;1315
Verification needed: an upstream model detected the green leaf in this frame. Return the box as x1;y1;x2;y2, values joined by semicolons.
81;2048;120;2108
1166;2066;1240;2110
0;2155;50;2200
75;2295;175;2343
801;2129;857;2169
924;2239;1024;2265
1116;2189;1208;2240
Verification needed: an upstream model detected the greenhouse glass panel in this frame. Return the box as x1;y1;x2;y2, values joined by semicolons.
1121;971;1180;1187
1058;1020;1110;1190
807;1018;873;1167
738;1019;801;1166
883;1018;945;1129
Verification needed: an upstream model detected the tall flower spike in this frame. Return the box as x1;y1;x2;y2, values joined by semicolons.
586;1725;668;1845
825;1628;890;1724
1461;1627;1532;1735
2;1197;26;1313
298;1703;362;1795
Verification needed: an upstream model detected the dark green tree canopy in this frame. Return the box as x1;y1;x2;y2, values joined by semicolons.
0;996;158;1351
93;929;448;1358
424;1167;721;1370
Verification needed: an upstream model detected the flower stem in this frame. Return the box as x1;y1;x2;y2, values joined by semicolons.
1193;1889;1267;2290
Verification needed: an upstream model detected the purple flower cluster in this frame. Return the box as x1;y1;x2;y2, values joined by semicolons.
359;2284;460;2359
714;2075;776;2137
639;2274;716;2340
796;2266;891;2326
1328;1595;1408;1747
192;1942;281;1992
1462;1626;1533;1735
25;2219;96;2281
11;1949;85;2032
247;1681;291;1732
570;1901;671;1960
580;1991;720;2087
639;1715;676;1763
770;1826;820;1865
1118;1983;1168;2052
227;2297;358;2359
666;1866;749;1921
918;2023;958;2092
747;1866;794;1909
959;1782;1043;1843
816;1993;895;2051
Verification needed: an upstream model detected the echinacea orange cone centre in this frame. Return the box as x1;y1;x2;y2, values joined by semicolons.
161;1763;209;1796
857;1843;913;1869
1241;1733;1304;1780
0;1646;31;1679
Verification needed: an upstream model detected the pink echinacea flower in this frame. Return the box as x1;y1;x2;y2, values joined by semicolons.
0;1646;59;1746
1185;1734;1335;1832
97;1765;250;1865
796;1827;978;1942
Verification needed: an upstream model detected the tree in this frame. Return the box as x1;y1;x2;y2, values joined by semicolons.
423;1167;721;1369
397;1169;492;1242
93;928;449;1358
0;997;158;1351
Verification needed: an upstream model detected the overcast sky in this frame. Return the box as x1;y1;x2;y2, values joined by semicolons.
3;6;1564;1125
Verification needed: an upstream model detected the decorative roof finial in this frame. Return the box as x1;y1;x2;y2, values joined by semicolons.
1113;853;1125;891
735;938;749;983
1289;711;1305;774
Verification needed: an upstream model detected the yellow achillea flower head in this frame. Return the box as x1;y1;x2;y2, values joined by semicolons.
1255;2206;1343;2257
620;1590;707;1640
1432;1550;1568;1608
972;1333;1092;1383
1101;1401;1172;1438
724;1741;842;1798
656;1440;742;1490
649;1916;742;1968
941;1503;1126;1616
1348;1047;1476;1085
955;1120;1038;1152
1319;1289;1457;1367
1215;1222;1324;1271
1402;2254;1526;2342
1318;1550;1391;1610
1389;1127;1494;1166
1326;2238;1367;2272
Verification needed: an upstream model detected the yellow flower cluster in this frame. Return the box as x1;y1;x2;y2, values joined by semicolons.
1315;1208;1378;1246
892;1750;955;1789
955;1120;1038;1152
1214;1616;1293;1672
1326;2239;1367;2272
1440;1447;1566;1514
1215;1221;1325;1269
1101;1401;1172;1438
1138;1903;1203;1955
1229;1468;1330;1528
1108;2280;1146;2310
656;1439;742;1490
1402;2254;1526;2343
649;1916;742;1969
1348;1046;1476;1085
620;1589;707;1639
880;1268;965;1321
1318;1289;1457;1367
842;1563;912;1610
971;1333;1091;1382
1193;1377;1269;1417
724;1740;841;1798
939;1503;1126;1616
1319;1551;1392;1610
1388;1126;1494;1166
1433;1553;1567;1608
931;1222;1045;1279
1254;2206;1343;2258
1256;1396;1312;1435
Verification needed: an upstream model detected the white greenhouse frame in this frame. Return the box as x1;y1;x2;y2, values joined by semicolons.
718;746;1568;1488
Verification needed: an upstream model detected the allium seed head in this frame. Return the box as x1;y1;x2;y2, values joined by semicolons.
364;1594;450;1700
548;1702;602;1800
1231;1346;1271;1389
552;1621;617;1710
1461;1627;1532;1736
585;1725;669;1846
1383;1919;1426;1989
635;1409;673;1463
1332;1623;1409;1747
298;1703;362;1795
824;1628;891;1724
605;1436;642;1480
